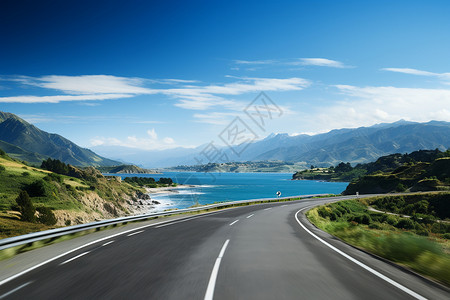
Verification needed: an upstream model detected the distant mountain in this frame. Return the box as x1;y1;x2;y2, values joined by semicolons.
224;120;450;166
93;120;450;168
0;111;120;167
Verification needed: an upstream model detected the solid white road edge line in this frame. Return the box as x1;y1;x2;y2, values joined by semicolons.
229;220;239;226
127;230;144;236
0;211;228;287
59;251;90;265
246;214;254;219
0;281;32;299
204;239;230;300
295;207;427;300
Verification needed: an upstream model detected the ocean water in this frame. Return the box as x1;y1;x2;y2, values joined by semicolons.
112;172;348;211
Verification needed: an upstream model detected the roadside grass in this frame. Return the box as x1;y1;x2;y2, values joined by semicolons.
0;212;52;239
307;198;450;286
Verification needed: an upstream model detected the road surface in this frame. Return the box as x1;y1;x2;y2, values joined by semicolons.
0;196;448;299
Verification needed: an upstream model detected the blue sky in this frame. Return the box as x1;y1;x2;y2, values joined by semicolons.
1;0;450;150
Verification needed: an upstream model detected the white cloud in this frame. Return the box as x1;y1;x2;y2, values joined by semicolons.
382;67;450;84
167;77;309;110
310;85;450;130
231;58;352;69
297;58;349;68
1;75;309;110
30;75;156;95
90;129;178;150
0;93;133;103
147;128;158;140
234;59;278;65
163;137;175;144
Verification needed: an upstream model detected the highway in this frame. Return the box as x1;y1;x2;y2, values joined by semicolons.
0;196;448;299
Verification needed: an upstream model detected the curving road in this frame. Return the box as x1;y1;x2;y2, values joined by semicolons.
0;196;448;299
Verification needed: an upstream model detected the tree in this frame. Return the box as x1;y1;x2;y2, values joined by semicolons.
335;162;353;173
16;191;35;222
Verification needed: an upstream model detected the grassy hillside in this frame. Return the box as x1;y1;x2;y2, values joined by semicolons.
0;151;149;238
0;140;49;165
307;194;450;285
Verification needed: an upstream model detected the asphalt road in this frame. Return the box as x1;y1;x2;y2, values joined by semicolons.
0;196;448;299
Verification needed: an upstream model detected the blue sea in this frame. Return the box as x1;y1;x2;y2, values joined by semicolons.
110;172;348;211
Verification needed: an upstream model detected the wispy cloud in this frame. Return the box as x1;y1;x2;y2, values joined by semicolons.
231;57;352;70
234;59;278;65
382;67;450;84
296;58;350;68
0;75;309;111
0;93;133;103
164;77;310;110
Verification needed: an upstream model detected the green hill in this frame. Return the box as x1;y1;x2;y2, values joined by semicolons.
342;150;450;194
0;140;49;165
0;151;149;238
0;111;120;167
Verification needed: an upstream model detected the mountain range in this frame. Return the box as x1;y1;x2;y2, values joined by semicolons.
1;110;450;169
0;111;120;166
93;120;450;168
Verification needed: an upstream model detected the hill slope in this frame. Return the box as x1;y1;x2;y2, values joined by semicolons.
0;111;120;167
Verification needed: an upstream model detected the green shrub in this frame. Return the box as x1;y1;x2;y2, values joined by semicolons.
395;183;406;192
44;173;63;183
349;213;372;225
36;206;57;225
385;215;398;226
0;165;5;172
396;218;415;230
26;180;48;197
22;171;30;177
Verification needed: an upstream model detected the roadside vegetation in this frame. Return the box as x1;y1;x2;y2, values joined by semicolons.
307;193;450;286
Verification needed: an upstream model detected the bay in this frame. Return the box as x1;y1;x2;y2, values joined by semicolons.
110;172;349;211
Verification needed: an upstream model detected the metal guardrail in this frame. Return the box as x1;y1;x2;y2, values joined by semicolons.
0;193;332;251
